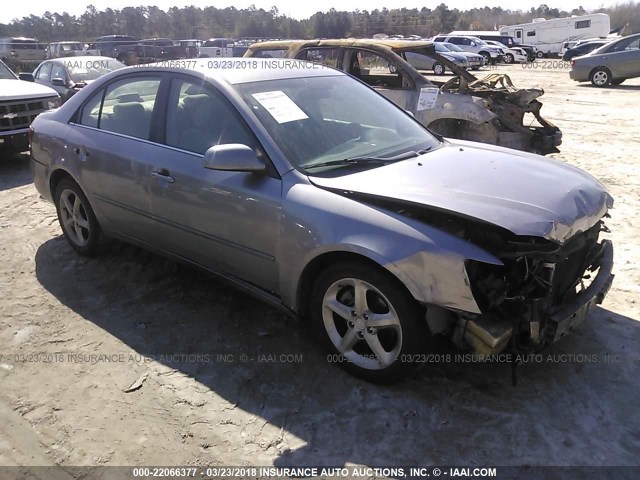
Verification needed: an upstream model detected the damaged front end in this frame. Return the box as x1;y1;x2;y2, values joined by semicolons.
391;203;614;356
458;220;613;355
424;52;562;155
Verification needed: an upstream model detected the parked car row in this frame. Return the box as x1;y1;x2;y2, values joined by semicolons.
27;58;614;383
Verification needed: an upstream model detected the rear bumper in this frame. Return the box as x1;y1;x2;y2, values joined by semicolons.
569;68;589;82
30;157;51;201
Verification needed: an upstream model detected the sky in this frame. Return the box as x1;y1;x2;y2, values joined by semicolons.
0;0;623;24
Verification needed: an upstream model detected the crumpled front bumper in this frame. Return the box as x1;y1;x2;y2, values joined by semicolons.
545;240;614;343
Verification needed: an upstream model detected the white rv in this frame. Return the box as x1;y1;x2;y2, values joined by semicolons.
500;13;611;57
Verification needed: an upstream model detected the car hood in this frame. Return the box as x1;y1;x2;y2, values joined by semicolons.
309;141;613;244
456;52;483;60
441;52;467;62
0;79;59;100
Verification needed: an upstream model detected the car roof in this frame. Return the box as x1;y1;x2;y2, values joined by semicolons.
249;38;436;53
131;57;342;84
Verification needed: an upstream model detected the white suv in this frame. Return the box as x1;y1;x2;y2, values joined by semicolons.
433;35;504;63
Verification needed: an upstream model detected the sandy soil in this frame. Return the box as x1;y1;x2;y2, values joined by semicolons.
0;63;639;472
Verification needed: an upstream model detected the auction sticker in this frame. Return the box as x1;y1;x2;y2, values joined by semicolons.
252;90;309;124
417;87;439;111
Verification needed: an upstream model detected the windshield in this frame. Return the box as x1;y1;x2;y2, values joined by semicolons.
443;43;464;52
64;58;125;82
61;43;83;51
236;75;440;174
0;60;17;79
434;43;449;53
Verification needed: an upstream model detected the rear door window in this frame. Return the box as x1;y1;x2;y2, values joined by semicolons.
98;77;162;140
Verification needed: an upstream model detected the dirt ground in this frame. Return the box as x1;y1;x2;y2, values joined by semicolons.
1;63;639;473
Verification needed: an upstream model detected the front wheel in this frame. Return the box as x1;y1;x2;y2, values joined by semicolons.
536;51;544;58
504;53;514;64
311;262;430;383
54;179;101;256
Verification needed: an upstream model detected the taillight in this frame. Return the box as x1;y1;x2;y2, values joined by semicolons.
571;60;575;67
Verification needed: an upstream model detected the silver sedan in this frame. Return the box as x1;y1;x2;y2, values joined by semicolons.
570;33;640;87
31;59;614;383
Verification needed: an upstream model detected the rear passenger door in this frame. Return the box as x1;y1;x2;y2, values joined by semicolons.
147;76;282;292
67;75;163;242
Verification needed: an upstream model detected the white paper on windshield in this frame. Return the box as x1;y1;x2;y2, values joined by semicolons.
417;87;439;111
251;90;308;124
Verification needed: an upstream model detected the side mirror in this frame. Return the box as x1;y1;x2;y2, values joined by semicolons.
18;73;34;82
51;77;66;87
203;144;266;172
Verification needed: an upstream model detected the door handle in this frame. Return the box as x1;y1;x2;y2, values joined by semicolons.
151;169;175;183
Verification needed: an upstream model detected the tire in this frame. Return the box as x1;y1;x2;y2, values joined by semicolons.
590;67;612;87
611;78;625;85
504;53;514;64
479;52;491;64
54;179;101;256
311;262;430;384
433;62;445;75
536;51;544;58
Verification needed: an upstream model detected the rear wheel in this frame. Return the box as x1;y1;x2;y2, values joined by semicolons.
311;262;430;383
590;67;612;87
433;62;445;75
54;179;101;256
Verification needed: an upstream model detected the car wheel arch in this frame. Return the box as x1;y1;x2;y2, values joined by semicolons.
295;250;422;320
49;168;80;199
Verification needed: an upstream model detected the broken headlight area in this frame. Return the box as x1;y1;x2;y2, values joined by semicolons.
462;220;612;355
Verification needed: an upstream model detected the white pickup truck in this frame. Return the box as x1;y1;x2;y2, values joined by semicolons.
0;59;59;156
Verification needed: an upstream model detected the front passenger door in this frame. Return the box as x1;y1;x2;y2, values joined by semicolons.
148;77;282;292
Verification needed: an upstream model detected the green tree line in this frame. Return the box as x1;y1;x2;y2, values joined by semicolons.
1;2;638;42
